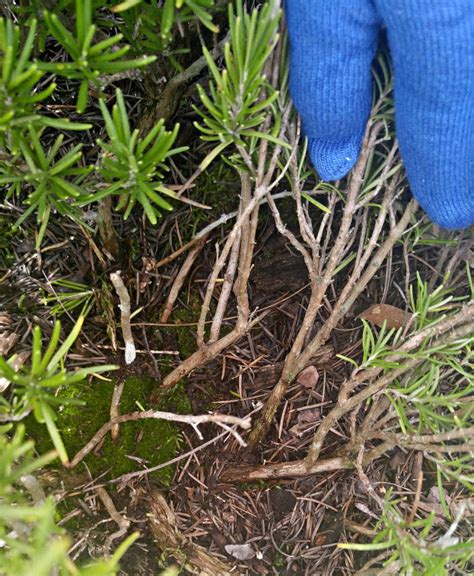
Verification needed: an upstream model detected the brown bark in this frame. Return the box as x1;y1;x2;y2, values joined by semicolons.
148;490;236;576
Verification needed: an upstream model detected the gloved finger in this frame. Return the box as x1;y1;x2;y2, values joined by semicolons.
376;0;474;229
285;0;380;180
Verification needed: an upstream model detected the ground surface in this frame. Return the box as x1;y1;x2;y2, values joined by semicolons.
1;6;473;573
3;184;471;575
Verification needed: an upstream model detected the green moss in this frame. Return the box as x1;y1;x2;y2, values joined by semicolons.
196;162;240;213
174;290;202;357
157;289;204;360
179;162;240;243
27;376;191;484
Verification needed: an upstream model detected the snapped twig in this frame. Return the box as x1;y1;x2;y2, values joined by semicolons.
110;271;136;365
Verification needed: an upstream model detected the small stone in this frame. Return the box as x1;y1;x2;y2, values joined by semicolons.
224;543;256;560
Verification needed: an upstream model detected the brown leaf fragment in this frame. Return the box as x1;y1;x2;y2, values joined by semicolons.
0;331;18;356
358;303;411;329
289;408;321;437
0;313;12;328
297;407;320;425
297;365;319;388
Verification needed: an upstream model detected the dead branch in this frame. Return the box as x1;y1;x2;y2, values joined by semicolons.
160;237;207;323
297;197;418;371
196;172;257;347
220;443;389;482
66;409;251;469
366;427;474;449
158;314;265;391
153;188;326;271
105;402;264;487
95;486;130;552
209;228;241;342
110;271;136;364
158;106;294;390
248;122;385;448
97;195;119;260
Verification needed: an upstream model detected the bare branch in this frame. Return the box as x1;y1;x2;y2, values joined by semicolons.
306;319;474;465
160;237;206;323
66;409;252;469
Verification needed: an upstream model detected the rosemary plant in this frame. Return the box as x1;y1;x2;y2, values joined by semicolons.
40;0;156;113
89;88;186;224
0;315;116;464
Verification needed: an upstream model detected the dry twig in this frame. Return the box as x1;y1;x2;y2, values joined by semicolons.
66;409;251;469
110;271;136;364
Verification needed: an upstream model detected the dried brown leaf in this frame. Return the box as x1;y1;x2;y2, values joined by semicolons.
297;407;320;425
358;303;411;329
0;331;18;355
297;365;319;388
0;313;12;328
0;351;29;393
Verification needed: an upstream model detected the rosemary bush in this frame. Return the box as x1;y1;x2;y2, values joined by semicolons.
0;0;216;570
0;425;137;575
340;276;474;574
0;0;213;248
1;1;472;574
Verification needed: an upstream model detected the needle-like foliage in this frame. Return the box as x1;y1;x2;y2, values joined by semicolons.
195;0;282;153
0;127;92;248
340;492;474;576
160;0;218;43
88;88;186;224
40;0;156;112
0;17;89;147
0;315;116;464
0;427;136;575
0;19;53;135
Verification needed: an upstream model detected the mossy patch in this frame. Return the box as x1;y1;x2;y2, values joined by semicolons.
178;161;241;243
27;375;191;484
156;289;203;359
173;290;203;357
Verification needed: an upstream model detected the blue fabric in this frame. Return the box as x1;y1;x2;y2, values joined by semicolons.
285;0;474;229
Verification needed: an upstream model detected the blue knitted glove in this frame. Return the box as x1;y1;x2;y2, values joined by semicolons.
285;0;474;229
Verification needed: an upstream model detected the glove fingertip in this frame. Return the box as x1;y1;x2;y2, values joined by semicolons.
308;135;363;181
